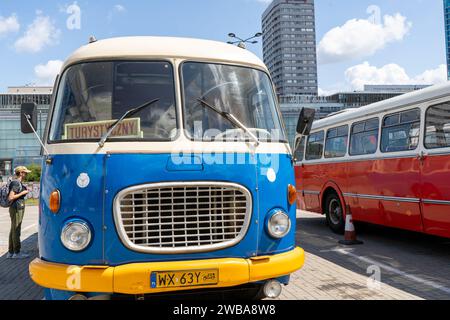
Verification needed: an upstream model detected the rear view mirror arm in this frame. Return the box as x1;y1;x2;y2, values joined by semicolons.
24;113;50;156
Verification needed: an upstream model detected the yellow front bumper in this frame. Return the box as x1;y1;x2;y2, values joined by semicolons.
29;247;305;295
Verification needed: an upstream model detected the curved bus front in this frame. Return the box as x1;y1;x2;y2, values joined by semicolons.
27;56;304;300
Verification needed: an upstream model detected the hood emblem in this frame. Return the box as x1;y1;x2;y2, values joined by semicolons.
77;173;90;189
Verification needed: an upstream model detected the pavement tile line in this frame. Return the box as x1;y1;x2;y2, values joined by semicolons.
331;247;450;296
279;252;422;300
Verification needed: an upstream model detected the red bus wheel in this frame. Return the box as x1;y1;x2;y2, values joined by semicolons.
325;193;345;235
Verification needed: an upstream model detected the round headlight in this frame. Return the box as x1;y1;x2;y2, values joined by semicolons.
61;220;92;252
267;210;291;239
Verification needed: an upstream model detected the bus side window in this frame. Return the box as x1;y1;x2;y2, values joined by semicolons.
350;118;379;156
294;136;306;163
381;108;421;153
425;102;450;149
305;131;324;160
325;125;349;158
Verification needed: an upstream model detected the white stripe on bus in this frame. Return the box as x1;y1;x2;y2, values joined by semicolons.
45;141;291;156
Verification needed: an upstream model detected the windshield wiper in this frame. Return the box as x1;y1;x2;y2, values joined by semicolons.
197;98;260;146
98;98;160;148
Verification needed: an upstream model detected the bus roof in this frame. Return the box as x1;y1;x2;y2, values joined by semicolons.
312;81;450;131
62;36;267;71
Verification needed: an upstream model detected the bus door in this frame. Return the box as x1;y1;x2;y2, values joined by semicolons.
377;109;423;232
420;102;450;238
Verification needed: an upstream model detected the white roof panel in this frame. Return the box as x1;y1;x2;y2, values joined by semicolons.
312;81;450;130
62;36;267;71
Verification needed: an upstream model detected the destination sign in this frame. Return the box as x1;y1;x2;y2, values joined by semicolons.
63;118;142;140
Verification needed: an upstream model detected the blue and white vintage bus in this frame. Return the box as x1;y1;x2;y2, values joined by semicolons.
22;37;310;300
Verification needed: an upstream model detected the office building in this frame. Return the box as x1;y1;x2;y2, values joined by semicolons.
280;84;431;145
280;95;344;145
325;85;431;108
262;0;318;96
0;87;52;180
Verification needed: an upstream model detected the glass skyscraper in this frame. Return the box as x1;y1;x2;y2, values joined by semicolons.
445;0;450;79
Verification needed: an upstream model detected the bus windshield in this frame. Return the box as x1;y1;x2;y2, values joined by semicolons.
182;62;286;143
49;61;177;142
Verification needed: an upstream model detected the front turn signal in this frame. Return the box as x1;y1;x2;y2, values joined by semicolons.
288;185;297;205
49;190;61;214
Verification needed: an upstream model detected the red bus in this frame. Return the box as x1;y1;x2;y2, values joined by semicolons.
294;83;450;238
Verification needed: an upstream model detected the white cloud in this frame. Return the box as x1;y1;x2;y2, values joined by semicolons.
413;64;447;85
344;62;447;91
0;14;20;37
14;12;61;53
34;60;63;85
107;4;126;21
318;86;346;97
114;4;126;12
318;13;412;64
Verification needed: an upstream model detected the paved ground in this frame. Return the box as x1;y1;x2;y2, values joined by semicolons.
1;207;450;300
279;211;450;300
0;206;42;300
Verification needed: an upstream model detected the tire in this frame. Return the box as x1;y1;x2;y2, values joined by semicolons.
325;193;345;234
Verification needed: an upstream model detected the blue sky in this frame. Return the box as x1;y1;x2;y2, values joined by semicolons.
0;0;446;94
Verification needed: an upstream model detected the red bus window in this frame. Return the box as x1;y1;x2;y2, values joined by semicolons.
381;108;421;153
350;118;379;156
305;131;324;160
325;125;348;158
425;102;450;149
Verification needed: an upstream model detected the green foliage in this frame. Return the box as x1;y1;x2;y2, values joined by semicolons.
24;164;42;182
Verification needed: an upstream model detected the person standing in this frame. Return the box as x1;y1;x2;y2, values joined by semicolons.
6;166;31;259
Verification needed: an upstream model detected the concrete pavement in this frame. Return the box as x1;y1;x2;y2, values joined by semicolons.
1;207;449;300
0;206;42;300
281;211;450;300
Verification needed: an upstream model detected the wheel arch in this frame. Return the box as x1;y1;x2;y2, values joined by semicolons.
320;181;347;215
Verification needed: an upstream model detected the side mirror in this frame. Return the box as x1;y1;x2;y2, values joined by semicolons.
21;103;38;134
296;108;316;136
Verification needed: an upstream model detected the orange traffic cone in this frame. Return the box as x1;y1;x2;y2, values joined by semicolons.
339;205;363;245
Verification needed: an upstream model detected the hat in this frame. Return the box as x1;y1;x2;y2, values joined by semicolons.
15;166;32;174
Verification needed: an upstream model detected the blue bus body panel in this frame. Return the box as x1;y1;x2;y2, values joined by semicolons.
256;153;296;256
39;153;296;266
39;154;105;265
103;153;259;264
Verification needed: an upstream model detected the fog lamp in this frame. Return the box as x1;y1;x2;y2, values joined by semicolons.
263;280;283;299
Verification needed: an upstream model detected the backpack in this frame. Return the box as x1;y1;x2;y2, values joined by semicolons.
0;181;12;208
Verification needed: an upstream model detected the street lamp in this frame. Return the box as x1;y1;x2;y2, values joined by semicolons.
227;32;263;49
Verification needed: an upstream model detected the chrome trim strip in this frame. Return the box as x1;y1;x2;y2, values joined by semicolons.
423;199;450;205
425;151;450;157
303;190;320;195
343;193;420;203
301;154;419;166
113;181;252;254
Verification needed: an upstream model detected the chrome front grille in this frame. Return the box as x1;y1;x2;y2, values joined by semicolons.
114;182;252;254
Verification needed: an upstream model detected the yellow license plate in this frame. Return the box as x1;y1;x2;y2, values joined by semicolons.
151;270;219;289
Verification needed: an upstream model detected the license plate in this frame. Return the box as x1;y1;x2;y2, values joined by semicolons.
151;270;219;289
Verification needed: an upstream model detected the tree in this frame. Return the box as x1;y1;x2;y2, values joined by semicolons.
24;164;42;183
